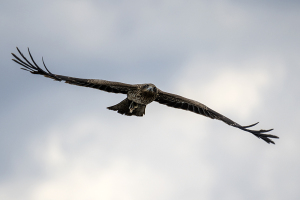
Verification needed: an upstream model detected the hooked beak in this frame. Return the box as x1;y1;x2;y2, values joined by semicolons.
145;86;153;92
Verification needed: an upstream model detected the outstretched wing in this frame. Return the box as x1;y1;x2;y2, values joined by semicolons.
11;47;137;94
155;89;279;144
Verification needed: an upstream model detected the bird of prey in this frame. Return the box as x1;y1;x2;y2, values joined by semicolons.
11;47;279;144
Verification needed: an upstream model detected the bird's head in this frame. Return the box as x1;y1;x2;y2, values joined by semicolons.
141;84;158;95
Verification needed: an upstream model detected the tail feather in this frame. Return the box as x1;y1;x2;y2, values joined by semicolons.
107;98;146;117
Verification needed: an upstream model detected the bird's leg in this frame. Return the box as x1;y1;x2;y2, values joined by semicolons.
129;101;138;113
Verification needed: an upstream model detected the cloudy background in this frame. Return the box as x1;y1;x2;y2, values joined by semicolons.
1;0;299;199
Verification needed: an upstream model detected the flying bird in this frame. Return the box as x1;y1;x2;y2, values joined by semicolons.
11;47;279;144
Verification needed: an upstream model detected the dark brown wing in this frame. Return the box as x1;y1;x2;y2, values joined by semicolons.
155;89;279;144
11;47;137;94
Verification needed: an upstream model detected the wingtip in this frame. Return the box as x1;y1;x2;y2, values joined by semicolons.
237;123;278;144
241;122;259;128
257;132;279;144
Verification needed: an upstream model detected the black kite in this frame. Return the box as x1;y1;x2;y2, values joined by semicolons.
11;47;279;144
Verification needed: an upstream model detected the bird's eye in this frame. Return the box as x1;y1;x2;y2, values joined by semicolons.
144;84;149;88
153;87;157;92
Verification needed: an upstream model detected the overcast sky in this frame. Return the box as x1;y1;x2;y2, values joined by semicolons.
1;0;299;200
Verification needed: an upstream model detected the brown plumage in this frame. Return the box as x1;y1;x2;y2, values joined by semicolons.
11;47;279;144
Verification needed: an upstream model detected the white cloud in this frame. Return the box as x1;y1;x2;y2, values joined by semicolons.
176;55;285;119
45;1;117;50
31;157;170;200
0;113;215;200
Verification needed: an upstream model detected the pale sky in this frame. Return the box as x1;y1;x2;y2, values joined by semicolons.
1;1;300;200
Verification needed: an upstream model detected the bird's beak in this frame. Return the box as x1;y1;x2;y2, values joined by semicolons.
146;86;153;92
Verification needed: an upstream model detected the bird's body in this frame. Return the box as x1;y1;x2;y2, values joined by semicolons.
11;47;279;144
108;83;158;116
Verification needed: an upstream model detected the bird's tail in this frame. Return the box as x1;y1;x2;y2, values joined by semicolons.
107;98;146;117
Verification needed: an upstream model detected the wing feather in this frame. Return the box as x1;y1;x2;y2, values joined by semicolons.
155;89;279;144
11;47;137;94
